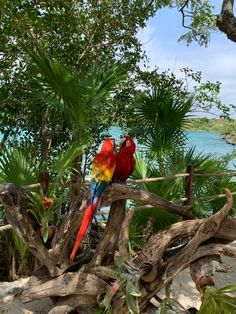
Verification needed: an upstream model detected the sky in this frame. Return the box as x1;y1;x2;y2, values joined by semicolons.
137;3;236;118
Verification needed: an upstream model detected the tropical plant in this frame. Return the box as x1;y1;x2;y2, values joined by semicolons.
129;146;236;248
0;146;38;185
131;85;193;157
100;255;142;314
25;44;128;173
10;229;29;275
198;285;236;314
27;189;64;243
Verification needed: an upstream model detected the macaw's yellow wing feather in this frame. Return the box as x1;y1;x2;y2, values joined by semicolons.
92;155;116;182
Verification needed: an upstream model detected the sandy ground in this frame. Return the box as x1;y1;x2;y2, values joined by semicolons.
0;245;236;313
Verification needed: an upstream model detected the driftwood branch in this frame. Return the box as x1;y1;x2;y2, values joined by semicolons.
22;270;107;302
51;197;88;265
89;199;127;267
0;224;12;232
118;207;136;255
190;255;233;294
137;188;233;309
103;183;193;218
1;182;236;313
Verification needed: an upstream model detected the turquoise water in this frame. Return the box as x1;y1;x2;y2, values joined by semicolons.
186;131;235;156
109;127;236;168
1;127;235;167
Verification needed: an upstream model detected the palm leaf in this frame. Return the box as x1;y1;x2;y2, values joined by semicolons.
135;85;194;154
0;147;38;185
25;44;86;128
11;229;29;262
51;138;90;184
81;62;128;106
24;44;128;133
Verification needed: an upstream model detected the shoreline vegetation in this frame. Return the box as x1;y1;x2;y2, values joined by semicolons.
187;118;236;145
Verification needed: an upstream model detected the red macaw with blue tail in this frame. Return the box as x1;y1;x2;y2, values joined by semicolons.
113;135;136;182
70;138;116;262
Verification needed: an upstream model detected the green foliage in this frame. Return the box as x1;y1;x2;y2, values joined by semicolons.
128;140;236;248
198;285;236;314
11;229;29;274
132;85;193;155
51;139;90;185
187;118;236;144
27;190;64;243
0;0;157;147
0;146;38;185
11;229;29;263
99;255;142;314
177;0;216;46
26;44;86;129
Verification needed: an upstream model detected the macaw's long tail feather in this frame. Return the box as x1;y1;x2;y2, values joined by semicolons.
70;196;99;262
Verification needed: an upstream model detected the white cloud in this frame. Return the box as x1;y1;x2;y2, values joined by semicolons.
137;20;236;117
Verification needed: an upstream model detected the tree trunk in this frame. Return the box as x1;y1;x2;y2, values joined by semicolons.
217;0;236;42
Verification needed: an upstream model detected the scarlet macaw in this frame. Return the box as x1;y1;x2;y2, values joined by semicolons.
70;138;116;262
113;135;136;182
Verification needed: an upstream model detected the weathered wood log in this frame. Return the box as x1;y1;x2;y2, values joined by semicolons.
118;207;136;255
51;197;88;266
48;295;98;314
103;183;193;218
190;255;233;294
89;199;126;266
22;270;107;303
2;182;236;313
0;181;196;277
138;188;234;309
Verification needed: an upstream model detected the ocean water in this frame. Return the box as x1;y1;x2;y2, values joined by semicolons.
109;127;236;169
186;131;235;157
1;128;235;167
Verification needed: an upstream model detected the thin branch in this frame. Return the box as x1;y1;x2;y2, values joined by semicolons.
179;0;198;35
142;0;155;12
179;0;191;13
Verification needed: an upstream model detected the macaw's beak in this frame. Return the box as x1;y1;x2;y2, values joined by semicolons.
119;137;126;147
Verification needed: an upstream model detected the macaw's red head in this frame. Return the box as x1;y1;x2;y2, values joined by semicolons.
119;135;136;154
100;138;116;153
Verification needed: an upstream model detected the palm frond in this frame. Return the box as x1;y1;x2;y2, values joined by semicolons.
25;44;86;128
25;44;128;132
81;62;128;106
11;229;29;262
135;85;193;154
51;138;90;184
131;153;153;190
0;147;38;185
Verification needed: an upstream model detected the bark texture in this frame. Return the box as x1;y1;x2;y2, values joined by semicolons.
0;183;236;313
217;0;236;42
